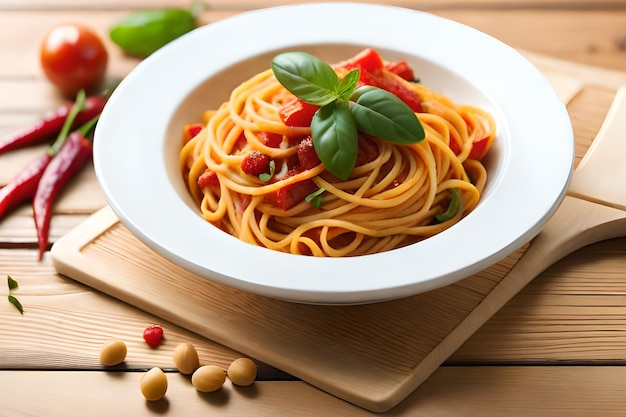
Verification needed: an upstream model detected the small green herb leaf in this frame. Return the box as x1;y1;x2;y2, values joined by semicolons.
305;188;325;208
6;275;24;315
336;70;360;101
272;52;340;106
436;189;462;222
351;86;425;145
7;275;18;291
259;160;276;182
8;295;24;315
311;100;358;181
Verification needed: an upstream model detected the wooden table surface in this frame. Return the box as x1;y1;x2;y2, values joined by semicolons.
3;1;626;416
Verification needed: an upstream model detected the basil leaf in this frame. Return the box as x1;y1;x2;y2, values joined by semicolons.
336;70;360;101
259;160;275;182
7;275;18;291
305;188;325;208
311;100;358;180
351;86;425;144
8;295;23;315
272;52;339;106
110;8;198;57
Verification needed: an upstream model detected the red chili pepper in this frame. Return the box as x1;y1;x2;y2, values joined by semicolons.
0;90;88;223
0;95;105;156
0;153;52;219
33;130;93;260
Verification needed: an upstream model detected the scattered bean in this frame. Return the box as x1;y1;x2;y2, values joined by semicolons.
191;365;226;393
227;358;257;386
173;342;200;375
140;367;168;401
99;339;127;366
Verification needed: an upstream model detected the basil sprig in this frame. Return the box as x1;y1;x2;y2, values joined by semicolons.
272;52;425;180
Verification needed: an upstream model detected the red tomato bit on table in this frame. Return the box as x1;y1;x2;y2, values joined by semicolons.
143;325;164;348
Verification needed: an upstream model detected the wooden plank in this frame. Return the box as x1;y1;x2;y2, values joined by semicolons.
1;8;626;85
3;366;626;417
0;213;90;246
3;0;626;10
14;238;626;370
0;249;292;380
441;9;626;72
453;239;626;363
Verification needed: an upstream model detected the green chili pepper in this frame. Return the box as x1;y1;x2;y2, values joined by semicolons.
109;5;203;57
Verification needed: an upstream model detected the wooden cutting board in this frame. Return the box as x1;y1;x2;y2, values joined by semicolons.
50;54;626;413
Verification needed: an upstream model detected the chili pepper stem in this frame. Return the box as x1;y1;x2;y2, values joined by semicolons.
48;90;86;156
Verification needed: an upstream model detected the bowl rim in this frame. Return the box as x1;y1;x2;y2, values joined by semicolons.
94;2;574;304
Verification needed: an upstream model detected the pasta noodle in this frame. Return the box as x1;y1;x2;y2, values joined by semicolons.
180;49;496;257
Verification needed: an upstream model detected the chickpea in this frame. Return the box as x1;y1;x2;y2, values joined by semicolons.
191;365;226;392
99;339;127;366
140;367;168;401
173;342;200;375
227;358;257;386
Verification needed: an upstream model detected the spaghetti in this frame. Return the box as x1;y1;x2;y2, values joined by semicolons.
180;48;496;257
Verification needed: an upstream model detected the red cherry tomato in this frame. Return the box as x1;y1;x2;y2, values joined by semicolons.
40;24;108;97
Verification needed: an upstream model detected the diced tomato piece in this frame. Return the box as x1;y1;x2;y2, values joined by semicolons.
468;136;492;160
241;151;272;176
461;113;494;160
197;170;219;189
355;70;378;88
266;179;318;211
279;97;320;127
258;131;283;148
447;134;492;160
182;123;203;143
384;61;415;81
372;75;423;112
337;50;422;112
336;48;384;74
297;136;321;170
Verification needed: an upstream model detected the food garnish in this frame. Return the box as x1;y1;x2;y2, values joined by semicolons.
6;275;23;315
304;187;325;208
435;189;463;222
271;51;425;180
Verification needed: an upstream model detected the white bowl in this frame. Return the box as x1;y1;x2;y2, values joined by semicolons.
94;2;574;304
